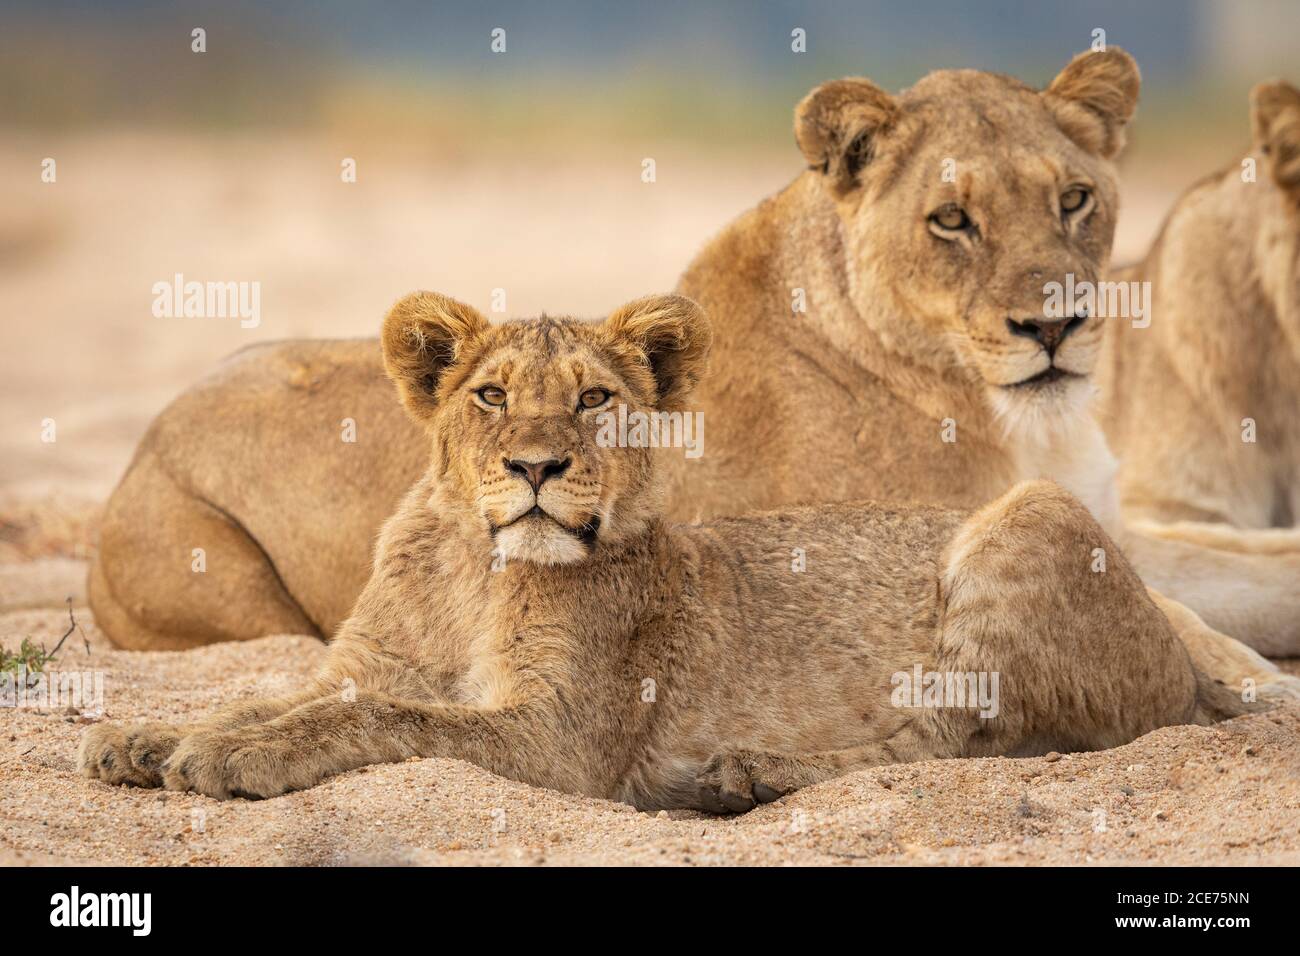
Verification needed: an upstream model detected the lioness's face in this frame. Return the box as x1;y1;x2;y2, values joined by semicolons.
382;293;709;566
796;51;1140;417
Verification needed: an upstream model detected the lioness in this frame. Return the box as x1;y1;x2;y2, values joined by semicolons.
80;293;1255;807
670;52;1300;655
1098;81;1300;552
88;49;1300;656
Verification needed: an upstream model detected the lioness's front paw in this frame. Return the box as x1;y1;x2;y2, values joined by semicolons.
162;729;291;800
79;722;180;788
695;750;798;814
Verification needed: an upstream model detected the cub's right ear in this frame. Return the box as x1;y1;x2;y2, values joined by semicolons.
1251;80;1300;196
795;77;899;198
381;291;490;423
600;293;710;411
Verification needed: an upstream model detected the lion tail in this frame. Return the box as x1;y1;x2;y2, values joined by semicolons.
1191;668;1268;724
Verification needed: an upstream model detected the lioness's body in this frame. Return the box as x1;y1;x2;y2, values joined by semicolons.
89;340;426;646
81;301;1250;808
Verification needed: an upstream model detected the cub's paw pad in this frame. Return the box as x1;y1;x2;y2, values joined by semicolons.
78;723;158;788
695;751;792;815
125;724;182;776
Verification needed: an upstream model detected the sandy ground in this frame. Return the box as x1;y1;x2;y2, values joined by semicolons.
2;593;1298;867
4;132;1296;867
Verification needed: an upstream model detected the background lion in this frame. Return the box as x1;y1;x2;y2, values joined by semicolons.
1098;80;1300;554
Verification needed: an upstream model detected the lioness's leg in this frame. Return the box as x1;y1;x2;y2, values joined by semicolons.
79;685;330;788
926;481;1208;758
160;691;555;800
1129;519;1300;556
1145;588;1300;702
1118;527;1300;655
90;450;320;650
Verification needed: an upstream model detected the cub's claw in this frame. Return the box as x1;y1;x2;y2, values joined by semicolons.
752;782;783;803
79;722;179;788
695;750;794;815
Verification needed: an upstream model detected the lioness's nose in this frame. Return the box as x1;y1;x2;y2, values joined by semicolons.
1006;312;1088;357
505;457;571;492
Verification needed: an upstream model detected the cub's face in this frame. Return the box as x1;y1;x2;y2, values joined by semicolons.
443;324;651;566
796;50;1140;422
382;293;709;565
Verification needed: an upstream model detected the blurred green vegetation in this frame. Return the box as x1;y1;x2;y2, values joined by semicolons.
0;11;1264;171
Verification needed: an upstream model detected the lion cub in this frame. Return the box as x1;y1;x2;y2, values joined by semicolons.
80;293;1247;810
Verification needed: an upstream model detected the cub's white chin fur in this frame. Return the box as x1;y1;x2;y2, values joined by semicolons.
493;518;590;566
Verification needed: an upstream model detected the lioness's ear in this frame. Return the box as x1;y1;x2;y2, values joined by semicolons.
1251;80;1300;195
381;291;490;423
1043;48;1140;159
600;294;710;410
795;78;899;197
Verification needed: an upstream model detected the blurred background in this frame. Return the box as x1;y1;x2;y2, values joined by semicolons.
1;0;1297;511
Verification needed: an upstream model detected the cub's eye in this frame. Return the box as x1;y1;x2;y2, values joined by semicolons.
477;386;507;407
929;205;972;233
1061;187;1090;214
578;388;610;410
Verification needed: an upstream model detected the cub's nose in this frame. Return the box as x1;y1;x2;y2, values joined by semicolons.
505;457;571;492
1006;312;1089;357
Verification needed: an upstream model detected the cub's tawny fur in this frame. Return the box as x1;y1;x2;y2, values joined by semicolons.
81;295;1268;808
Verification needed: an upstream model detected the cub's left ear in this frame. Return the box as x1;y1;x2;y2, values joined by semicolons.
600;294;710;410
1251;80;1300;195
1043;48;1141;159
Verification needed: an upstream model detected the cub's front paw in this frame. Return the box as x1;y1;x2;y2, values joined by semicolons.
79;722;180;788
162;729;291;800
695;750;798;814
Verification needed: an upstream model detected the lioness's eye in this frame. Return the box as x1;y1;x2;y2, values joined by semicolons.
477;386;507;407
929;205;971;233
578;388;610;410
1061;187;1089;214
